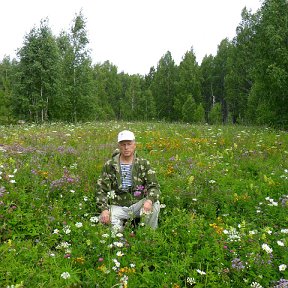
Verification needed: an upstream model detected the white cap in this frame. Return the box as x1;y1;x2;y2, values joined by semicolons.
118;130;135;142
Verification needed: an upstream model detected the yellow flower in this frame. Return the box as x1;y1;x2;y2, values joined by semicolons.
74;256;85;264
118;267;136;277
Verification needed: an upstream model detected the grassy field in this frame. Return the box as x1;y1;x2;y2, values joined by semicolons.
0;122;287;288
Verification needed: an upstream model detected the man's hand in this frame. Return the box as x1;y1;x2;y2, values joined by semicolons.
143;199;153;213
100;210;110;224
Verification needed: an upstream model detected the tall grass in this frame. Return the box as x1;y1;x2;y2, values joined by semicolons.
0;122;287;287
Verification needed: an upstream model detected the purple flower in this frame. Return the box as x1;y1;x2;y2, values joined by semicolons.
0;186;6;197
231;258;245;270
66;177;75;183
272;278;288;288
134;191;142;197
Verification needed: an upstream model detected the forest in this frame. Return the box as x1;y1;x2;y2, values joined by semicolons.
0;0;287;128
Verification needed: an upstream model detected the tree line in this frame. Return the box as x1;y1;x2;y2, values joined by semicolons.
0;0;287;128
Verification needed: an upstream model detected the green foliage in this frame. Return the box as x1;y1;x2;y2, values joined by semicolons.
15;18;61;123
247;0;288;127
0;122;287;287
0;0;288;128
150;51;178;121
182;94;197;123
209;103;222;124
194;103;205;124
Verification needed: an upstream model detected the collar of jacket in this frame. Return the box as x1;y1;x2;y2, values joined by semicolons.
111;151;138;190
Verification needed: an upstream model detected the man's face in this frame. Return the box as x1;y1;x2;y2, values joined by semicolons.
118;140;136;158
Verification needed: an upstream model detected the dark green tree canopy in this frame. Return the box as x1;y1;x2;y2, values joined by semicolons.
0;1;287;128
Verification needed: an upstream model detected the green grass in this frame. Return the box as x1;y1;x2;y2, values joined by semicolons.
0;122;287;288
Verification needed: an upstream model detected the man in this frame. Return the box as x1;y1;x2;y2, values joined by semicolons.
96;130;160;231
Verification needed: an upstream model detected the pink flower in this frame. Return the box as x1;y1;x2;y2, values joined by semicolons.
98;257;104;262
134;191;142;197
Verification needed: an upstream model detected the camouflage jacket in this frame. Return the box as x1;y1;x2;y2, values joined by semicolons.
96;150;160;211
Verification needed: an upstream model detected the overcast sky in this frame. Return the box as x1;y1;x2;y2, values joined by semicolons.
1;0;262;75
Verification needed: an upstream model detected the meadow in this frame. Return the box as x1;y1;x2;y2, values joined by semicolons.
0;121;287;288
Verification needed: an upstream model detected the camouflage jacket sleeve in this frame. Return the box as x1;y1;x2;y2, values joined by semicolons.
135;158;160;203
95;159;115;212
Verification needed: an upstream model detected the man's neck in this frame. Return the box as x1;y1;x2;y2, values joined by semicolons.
120;154;134;164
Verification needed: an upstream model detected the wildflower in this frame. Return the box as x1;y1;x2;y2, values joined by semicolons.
75;222;83;228
262;243;273;254
102;233;109;238
231;258;245;270
133;191;142;197
53;229;59;234
0;186;6;196
97;264;110;274
90;216;99;223
279;264;287;271
63;225;71;234
280;229;288;234
116;233;123;238
223;227;241;242
60;272;71;279
196;269;206;275
118;267;135;277
265;197;278;206
6;281;24;288
120;275;128;287
56;241;71;250
98;257;104;262
277;240;285;247
74;256;85;264
209;179;216;184
112;258;120;268
113;241;124;248
272;279;288;288
70;189;75;193
83;196;88;201
10;180;16;184
187;277;196;285
116;251;124;257
250;282;263;288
